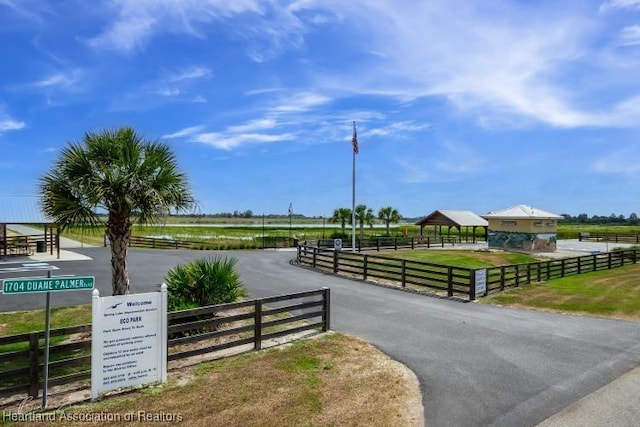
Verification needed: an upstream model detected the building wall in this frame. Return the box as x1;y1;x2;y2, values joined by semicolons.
488;231;557;252
487;218;558;252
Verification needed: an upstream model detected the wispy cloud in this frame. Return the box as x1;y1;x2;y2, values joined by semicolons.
0;110;25;134
272;92;331;113
161;125;205;139
86;0;304;58
600;0;640;12
619;25;640;46
194;132;295;150
592;148;640;177
166;66;211;83
24;69;82;89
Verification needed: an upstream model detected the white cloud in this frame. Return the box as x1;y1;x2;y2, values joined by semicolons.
194;132;295;150
167;66;211;83
161;125;205;139
191;95;207;103
0;110;25;134
272;92;331;112
600;0;640;12
156;88;181;97
619;25;640;46
26;69;81;89
87;0;303;58
593;148;640;177
227;119;277;133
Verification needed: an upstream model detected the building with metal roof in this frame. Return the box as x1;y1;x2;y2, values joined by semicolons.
0;195;59;258
415;210;488;242
482;204;562;252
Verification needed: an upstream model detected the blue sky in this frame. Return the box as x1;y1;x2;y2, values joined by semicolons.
1;0;639;218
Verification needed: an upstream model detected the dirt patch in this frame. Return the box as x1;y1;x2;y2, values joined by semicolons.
6;333;424;427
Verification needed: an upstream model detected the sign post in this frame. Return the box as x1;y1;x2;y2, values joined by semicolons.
1;272;95;408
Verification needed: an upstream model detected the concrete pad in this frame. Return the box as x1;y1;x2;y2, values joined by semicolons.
0;249;92;265
538;366;640;427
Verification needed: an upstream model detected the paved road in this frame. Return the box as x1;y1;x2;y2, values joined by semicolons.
2;247;640;426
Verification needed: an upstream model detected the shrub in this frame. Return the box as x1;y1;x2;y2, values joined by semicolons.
165;257;248;312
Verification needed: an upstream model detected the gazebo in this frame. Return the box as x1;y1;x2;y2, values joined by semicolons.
415;210;488;242
0;195;60;259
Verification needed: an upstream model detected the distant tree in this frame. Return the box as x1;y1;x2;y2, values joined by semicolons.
330;207;352;235
355;204;374;240
40;127;194;295
378;206;401;236
629;213;639;225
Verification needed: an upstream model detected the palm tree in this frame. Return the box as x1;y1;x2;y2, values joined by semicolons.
40;127;195;295
378;206;401;236
330;207;352;235
355;204;374;240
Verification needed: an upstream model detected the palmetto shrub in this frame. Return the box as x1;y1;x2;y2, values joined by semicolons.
165;257;248;312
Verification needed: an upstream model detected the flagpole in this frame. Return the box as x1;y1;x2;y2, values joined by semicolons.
351;121;357;253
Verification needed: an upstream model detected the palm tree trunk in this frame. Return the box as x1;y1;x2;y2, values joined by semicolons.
386;221;390;236
108;214;131;295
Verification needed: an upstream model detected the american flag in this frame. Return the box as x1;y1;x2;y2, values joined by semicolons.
352;121;359;155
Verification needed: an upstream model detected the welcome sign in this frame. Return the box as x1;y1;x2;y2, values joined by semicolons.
91;285;167;400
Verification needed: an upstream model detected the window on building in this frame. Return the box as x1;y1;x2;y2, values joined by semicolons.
501;220;516;226
533;221;543;227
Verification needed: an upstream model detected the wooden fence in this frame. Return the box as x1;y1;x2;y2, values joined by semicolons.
297;246;639;300
578;232;640;244
297;246;473;297
310;235;467;252
124;235;294;250
0;234;55;258
0;288;330;401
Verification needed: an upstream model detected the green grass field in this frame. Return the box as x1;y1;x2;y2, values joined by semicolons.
380;250;538;268
483;264;640;319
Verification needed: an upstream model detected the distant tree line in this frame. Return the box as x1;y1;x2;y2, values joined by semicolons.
561;212;639;226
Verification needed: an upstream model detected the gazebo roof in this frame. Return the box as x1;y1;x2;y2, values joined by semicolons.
415;210;488;228
0;195;52;224
483;205;562;219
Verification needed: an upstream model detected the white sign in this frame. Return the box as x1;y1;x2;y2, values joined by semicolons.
91;285;167;400
475;269;487;296
334;238;342;251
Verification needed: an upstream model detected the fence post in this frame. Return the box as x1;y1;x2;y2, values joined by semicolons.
469;270;476;300
500;266;505;291
634;249;637;264
322;287;331;332
561;259;565;277
333;251;339;273
394;238;398;251
376;239;379;252
29;332;39;398
515;265;520;287
526;264;531;284
401;260;406;288
447;267;453;297
577;257;581;274
411;238;414;250
254;299;262;350
537;262;541;282
608;252;612;269
312;248;317;268
593;254;597;272
363;255;368;280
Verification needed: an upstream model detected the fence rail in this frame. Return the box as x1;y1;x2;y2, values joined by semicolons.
125;235;295;250
578;232;640;244
0;289;330;401
297;246;639;300
0;234;53;257
310;235;473;252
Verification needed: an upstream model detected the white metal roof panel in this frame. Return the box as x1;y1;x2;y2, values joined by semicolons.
0;195;52;223
483;205;562;219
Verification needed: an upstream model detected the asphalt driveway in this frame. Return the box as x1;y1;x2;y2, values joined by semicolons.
2;247;640;426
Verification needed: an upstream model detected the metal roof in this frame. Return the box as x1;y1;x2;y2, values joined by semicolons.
415;210;488;227
0;195;52;223
483;205;562;219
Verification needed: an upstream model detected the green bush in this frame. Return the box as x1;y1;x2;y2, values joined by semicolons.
165;257;248;311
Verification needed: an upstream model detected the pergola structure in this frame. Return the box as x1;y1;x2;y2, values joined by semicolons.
415;210;488;242
0;195;60;259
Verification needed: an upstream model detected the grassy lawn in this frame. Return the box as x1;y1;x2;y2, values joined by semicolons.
482;264;640;320
0;305;91;338
380;250;538;268
7;333;422;427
